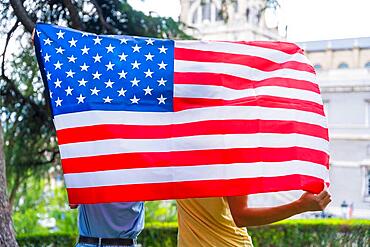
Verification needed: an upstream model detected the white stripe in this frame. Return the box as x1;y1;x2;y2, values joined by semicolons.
175;40;310;65
54;106;327;130
175;85;323;105
174;60;316;83
64;161;328;188
59;133;329;159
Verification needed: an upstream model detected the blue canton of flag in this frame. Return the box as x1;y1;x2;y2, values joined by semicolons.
34;23;174;116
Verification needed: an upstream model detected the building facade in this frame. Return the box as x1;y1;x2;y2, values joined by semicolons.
299;38;370;218
179;0;282;40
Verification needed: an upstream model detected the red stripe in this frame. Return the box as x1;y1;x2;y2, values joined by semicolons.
56;120;328;145
174;73;320;93
61;147;329;174
175;48;314;73
221;41;304;55
174;96;325;115
66;175;325;204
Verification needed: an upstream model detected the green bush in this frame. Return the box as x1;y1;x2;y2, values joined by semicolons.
17;219;370;247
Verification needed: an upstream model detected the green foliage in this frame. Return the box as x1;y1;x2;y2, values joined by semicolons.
13;177;78;235
145;200;177;223
16;220;370;247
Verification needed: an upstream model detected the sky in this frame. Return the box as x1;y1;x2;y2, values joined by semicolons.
128;0;370;42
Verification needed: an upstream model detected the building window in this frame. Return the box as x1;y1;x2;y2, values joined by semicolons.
313;64;322;70
365;61;370;69
201;1;211;22
338;62;349;69
366;169;370;197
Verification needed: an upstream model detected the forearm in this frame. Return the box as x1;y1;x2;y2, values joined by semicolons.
228;198;305;227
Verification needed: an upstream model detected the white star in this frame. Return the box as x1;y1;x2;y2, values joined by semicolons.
104;79;115;88
157;94;167;104
158;61;168;70
80;63;89;71
93;53;102;63
93;36;102;45
53;61;63;70
36;30;41;37
117;88;127;96
143;86;153;95
44;38;53;45
145;52;154;61
49;91;53;99
92;71;102;80
78;78;88;86
68;37;78;47
81;32;89;37
103;96;113;103
67;55;77;63
145;38;154;45
105;61;115;71
90;87;100;95
54;78;62;88
130;95;140;104
106;44;115;53
120;38;128;44
56;30;65;39
77;94;86;104
157;77;167;86
144;68;154;78
81;45;90;55
66;69;75;78
47;72;52;80
65;86;73;96
131;60;141;69
132;44;141;53
118;70;127;79
158;45;167;54
55;46;65;54
130;77;140;87
44;53;51;62
55;97;63;107
118;52;128;61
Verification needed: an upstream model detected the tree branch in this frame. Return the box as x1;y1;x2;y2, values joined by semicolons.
90;0;116;33
9;0;35;33
62;0;84;30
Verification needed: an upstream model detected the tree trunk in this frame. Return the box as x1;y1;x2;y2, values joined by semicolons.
0;123;18;247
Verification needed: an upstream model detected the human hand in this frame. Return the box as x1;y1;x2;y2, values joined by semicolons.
69;204;79;209
31;28;35;46
297;190;331;212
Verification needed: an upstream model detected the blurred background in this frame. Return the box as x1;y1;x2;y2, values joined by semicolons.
0;0;369;246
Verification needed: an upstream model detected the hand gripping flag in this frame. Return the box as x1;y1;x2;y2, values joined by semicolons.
34;23;329;204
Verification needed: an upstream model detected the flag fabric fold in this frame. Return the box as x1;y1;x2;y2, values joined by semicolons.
34;23;329;204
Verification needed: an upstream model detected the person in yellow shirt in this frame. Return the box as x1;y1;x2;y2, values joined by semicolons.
177;191;331;247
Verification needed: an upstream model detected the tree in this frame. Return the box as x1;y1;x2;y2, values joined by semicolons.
0;123;18;246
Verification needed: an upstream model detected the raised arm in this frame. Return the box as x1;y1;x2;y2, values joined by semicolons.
227;191;331;227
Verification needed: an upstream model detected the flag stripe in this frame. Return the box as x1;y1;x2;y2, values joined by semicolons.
59;133;329;159
53;106;327;130
56;119;328;145
66;175;324;204
174;85;323;104
174;60;317;83
174;73;320;93
222;41;305;55
61;147;329;174
174;96;324;115
174;41;309;64
64;160;328;188
175;48;314;73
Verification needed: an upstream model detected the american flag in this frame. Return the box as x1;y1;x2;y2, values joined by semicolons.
34;23;329;204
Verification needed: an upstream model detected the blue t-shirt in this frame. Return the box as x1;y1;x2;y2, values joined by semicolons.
78;202;144;239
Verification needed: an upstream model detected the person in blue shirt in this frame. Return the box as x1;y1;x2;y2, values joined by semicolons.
74;202;144;247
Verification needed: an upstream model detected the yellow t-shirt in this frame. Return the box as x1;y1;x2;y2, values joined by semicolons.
177;197;253;247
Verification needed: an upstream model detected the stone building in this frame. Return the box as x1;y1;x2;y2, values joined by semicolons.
179;0;282;40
